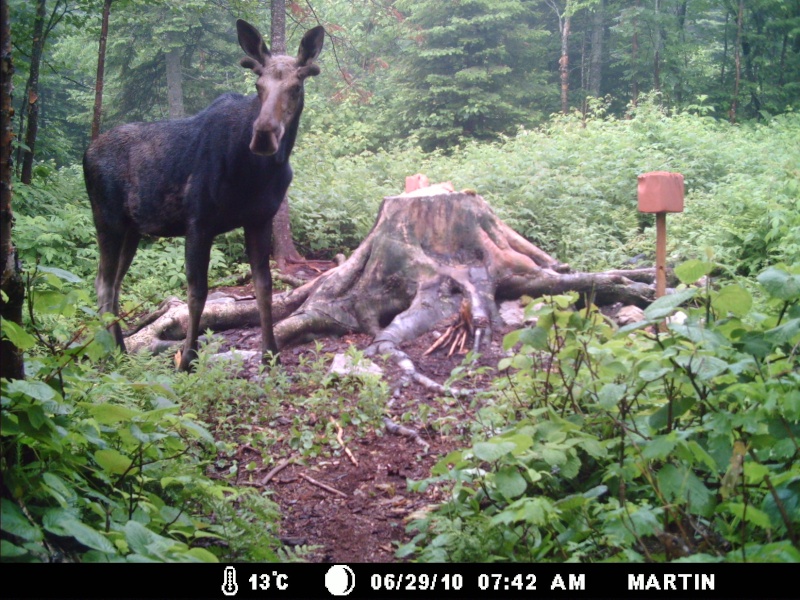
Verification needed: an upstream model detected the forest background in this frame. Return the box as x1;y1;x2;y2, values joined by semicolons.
1;0;799;564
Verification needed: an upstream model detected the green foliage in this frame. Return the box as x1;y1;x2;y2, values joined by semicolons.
384;0;550;150
293;99;800;272
400;262;800;562
1;270;287;563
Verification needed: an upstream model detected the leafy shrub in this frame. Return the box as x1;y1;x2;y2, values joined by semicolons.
1;271;286;562
292;99;800;273
400;261;800;562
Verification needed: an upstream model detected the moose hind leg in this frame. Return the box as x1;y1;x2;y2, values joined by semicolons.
95;229;127;349
178;235;212;372
245;221;279;362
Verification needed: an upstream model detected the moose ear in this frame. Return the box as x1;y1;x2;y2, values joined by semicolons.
237;19;270;66
297;25;324;67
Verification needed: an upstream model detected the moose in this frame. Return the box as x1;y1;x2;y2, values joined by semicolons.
83;20;324;371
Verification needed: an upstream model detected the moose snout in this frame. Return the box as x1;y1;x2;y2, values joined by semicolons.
250;121;284;156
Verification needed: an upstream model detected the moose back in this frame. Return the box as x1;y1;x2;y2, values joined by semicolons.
83;20;324;371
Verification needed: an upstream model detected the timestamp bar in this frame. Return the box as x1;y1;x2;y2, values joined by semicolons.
4;562;794;599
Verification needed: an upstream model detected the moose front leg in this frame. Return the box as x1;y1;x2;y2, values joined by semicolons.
179;234;213;372
245;221;279;363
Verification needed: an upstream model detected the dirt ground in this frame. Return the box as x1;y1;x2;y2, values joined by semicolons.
206;261;517;563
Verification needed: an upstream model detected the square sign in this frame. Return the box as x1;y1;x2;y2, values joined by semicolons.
637;171;685;213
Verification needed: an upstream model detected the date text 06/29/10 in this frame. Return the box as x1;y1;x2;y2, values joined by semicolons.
368;572;588;592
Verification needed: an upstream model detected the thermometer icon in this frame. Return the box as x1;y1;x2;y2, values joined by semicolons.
222;566;238;596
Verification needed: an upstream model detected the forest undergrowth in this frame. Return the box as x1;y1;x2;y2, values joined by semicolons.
2;103;799;562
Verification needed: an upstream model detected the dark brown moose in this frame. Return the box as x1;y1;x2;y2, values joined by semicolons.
83;20;324;371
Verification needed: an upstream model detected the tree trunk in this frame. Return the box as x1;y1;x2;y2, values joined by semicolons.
730;0;743;123
1;0;25;380
269;0;304;269
559;13;571;114
629;1;639;106
652;0;661;93
91;0;112;140
272;198;303;270
674;0;688;104
126;190;660;360
270;0;287;55
588;0;604;98
165;42;185;120
720;10;728;86
20;0;47;184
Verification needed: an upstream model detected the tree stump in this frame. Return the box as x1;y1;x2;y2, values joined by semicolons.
126;188;659;376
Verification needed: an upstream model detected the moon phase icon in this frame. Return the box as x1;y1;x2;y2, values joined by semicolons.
325;564;355;596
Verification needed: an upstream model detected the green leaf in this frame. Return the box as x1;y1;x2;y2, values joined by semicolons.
541;447;567;466
757;267;800;301
597;383;626;409
83;402;140;425
185;547;219;562
766;318;800;345
643;288;697;321
0;539;28;557
642;434;677;460
473;441;517;462
0;318;37;351
37;265;83;283
495;466;527;499
5;379;57;403
638;365;672;382
519;326;550;350
674;354;728;381
674;260;714;285
712;284;752;317
0;499;43;542
726;503;773;530
60;519;117;554
649;397;695;430
124;521;156;555
498;433;534;456
736;331;773;358
657;464;714;516
94;449;134;475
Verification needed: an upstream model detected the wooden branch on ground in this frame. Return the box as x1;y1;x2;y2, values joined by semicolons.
330;416;358;467
261;457;294;486
299;472;348;498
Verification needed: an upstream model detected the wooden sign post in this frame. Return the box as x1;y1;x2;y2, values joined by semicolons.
637;172;685;298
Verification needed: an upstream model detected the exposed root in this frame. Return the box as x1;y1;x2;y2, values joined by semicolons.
367;340;475;398
274;272;307;289
383;417;430;452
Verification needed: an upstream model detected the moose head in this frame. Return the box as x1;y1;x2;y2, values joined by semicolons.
237;19;324;156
